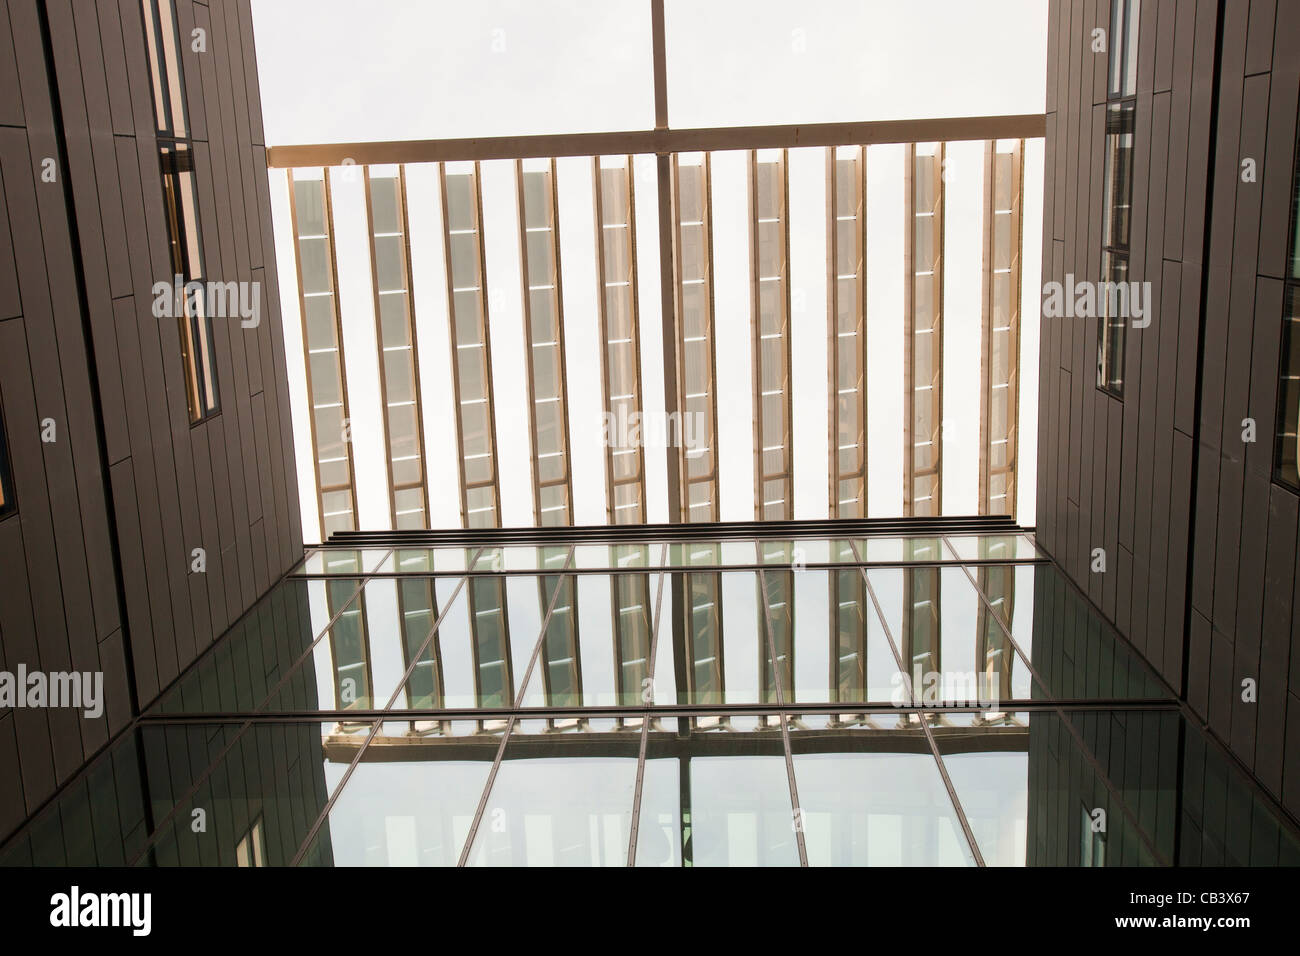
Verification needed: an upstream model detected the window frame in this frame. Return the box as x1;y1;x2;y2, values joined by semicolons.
1273;113;1300;491
0;402;15;519
1097;0;1140;398
141;0;221;424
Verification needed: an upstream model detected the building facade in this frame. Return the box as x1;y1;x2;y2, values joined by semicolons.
0;0;299;842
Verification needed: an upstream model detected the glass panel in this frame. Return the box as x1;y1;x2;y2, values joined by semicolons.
643;714;798;867
988;564;1170;701
944;534;1041;561
866;566;1034;705
859;536;947;562
396;573;564;709
150;578;339;715
789;714;976;866
299;548;392;575
465;718;639;866
301;720;491;866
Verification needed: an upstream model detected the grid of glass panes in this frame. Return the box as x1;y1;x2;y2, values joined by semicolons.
829;146;867;517
519;160;573;526
7;531;1238;867
366;167;429;530
981;139;1024;515
907;143;945;516
442;163;500;528
291;170;356;536
751;150;793;520
673;153;720;522
595;156;648;524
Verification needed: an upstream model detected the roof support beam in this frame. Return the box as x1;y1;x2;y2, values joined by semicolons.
266;114;1048;168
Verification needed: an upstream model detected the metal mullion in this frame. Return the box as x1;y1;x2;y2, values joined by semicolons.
455;546;575;866
626;543;668;866
756;567;808;867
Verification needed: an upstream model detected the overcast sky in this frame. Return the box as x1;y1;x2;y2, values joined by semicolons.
251;0;1049;540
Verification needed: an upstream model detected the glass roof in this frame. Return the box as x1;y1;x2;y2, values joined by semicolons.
4;533;1295;867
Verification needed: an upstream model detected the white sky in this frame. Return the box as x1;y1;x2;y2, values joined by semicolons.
252;0;1048;541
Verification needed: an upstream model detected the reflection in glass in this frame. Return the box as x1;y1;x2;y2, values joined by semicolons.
303;721;493;866
643;715;797;867
466;718;639;866
789;714;976;866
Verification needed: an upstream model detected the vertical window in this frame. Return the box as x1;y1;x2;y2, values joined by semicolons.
235;817;266;867
828;146;867;518
1098;0;1139;396
1080;805;1106;866
1108;0;1141;100
905;142;945;516
672;154;721;522
980;140;1024;514
365;167;429;529
1275;124;1300;489
518;159;573;526
0;405;14;518
291;171;356;537
594;156;648;523
141;0;219;422
442;163;501;529
750;149;793;520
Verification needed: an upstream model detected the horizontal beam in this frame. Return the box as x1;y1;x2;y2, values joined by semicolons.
320;514;1025;548
266;114;1046;168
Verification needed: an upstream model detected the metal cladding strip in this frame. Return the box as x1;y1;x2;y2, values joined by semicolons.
455;547;577;866
849;541;985;866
